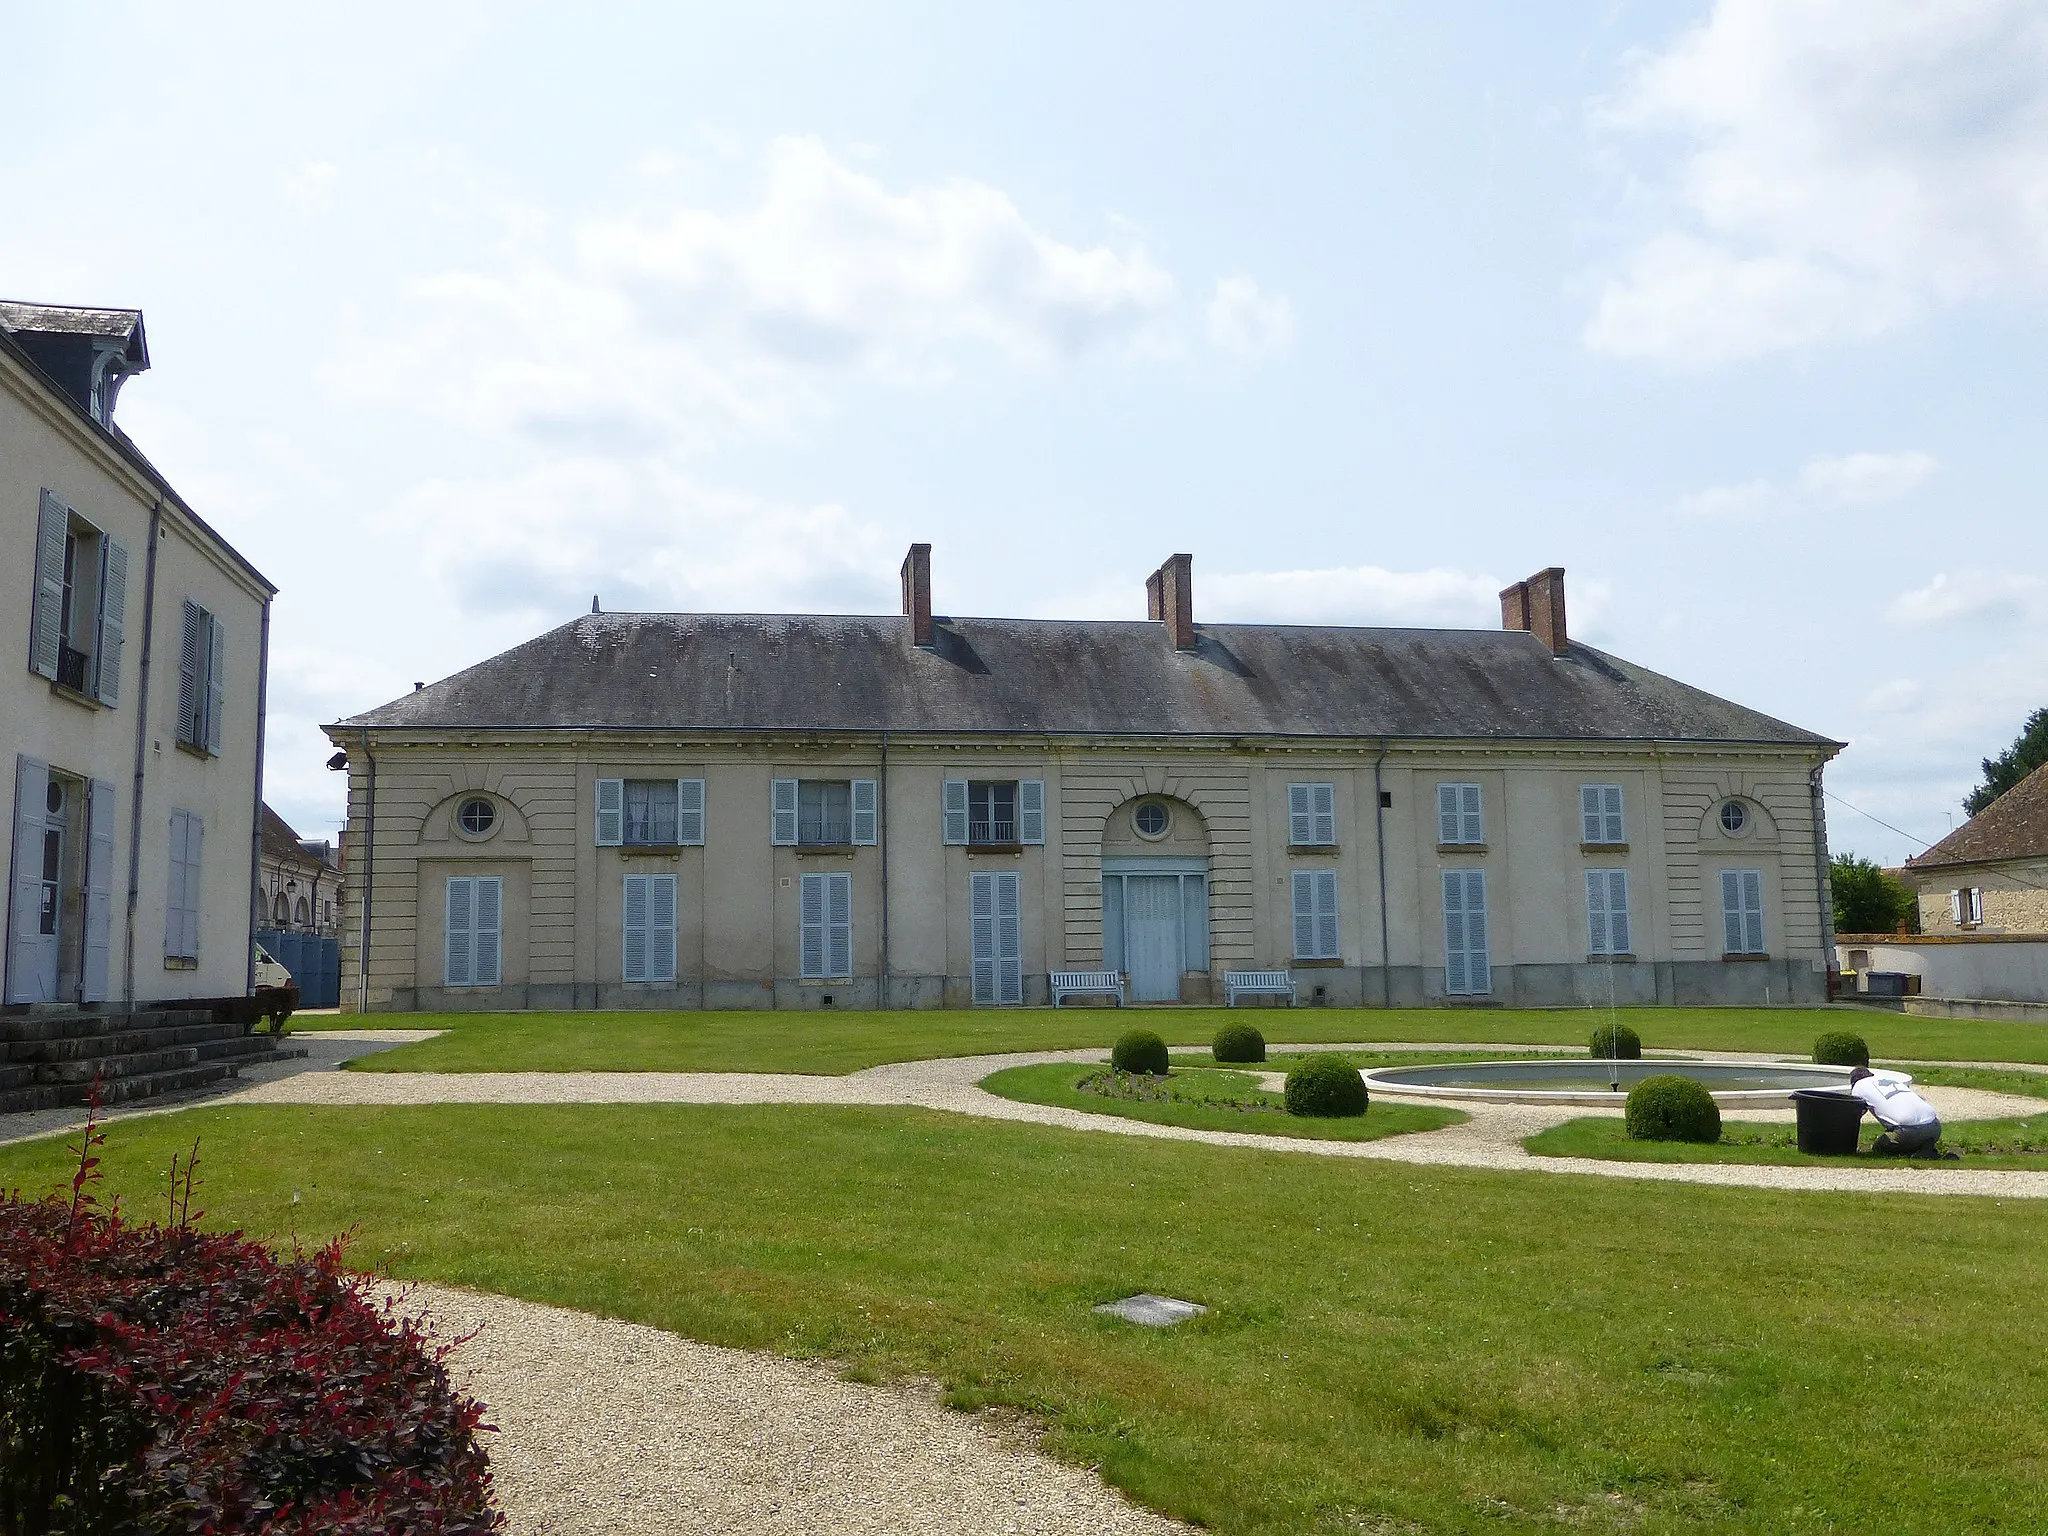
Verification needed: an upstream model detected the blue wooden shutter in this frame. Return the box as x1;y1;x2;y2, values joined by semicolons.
1740;870;1764;953
622;874;649;982
8;757;50;1001
827;871;852;976
1607;871;1631;955
1314;870;1338;959
204;616;225;755
850;780;878;845
996;871;1022;1003
1581;785;1602;844
1018;780;1045;845
970;871;996;1004
1460;784;1483;843
445;877;473;987
1585;870;1609;954
1721;871;1744;954
595;779;624;845
95;539;127;706
799;872;826;976
1290;784;1313;845
1292;871;1316;958
1444;870;1488;993
81;779;116;1001
772;779;799;845
474;877;502;985
649;873;676;982
1437;784;1460;844
30;492;67;681
677;779;705;846
178;601;203;745
1312;783;1335;844
942;780;968;844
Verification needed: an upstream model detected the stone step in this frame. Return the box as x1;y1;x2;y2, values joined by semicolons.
0;1062;241;1116
4;1020;247;1064
0;1009;217;1045
33;1046;202;1085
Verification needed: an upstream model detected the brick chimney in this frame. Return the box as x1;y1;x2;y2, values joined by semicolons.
900;542;934;647
1148;553;1196;650
1499;566;1568;656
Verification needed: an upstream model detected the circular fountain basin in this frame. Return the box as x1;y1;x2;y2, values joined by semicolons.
1360;1058;1888;1107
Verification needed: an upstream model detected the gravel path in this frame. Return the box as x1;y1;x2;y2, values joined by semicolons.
221;1045;2048;1199
389;1282;1188;1536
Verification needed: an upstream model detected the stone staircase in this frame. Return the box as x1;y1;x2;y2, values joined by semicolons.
0;1007;305;1115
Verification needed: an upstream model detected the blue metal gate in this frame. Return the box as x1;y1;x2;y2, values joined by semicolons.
256;929;341;1008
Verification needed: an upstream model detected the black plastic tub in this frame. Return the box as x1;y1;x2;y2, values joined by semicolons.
1791;1088;1866;1155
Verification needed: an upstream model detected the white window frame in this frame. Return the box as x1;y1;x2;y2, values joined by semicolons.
444;875;502;988
1289;783;1337;847
970;870;1023;1005
799;870;853;979
1720;869;1766;956
1951;887;1984;928
1291;868;1340;960
1442;869;1490;995
1437;782;1484;845
623;873;678;983
1581;784;1624;845
1585;869;1631;956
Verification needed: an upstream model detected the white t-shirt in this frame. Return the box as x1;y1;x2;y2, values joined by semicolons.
1851;1074;1939;1129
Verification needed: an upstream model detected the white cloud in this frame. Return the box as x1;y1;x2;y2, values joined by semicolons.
282;161;340;218
1206;276;1296;357
1888;570;2040;625
1796;450;1939;503
1201;565;1504;628
324;137;1204;446
1586;0;2048;363
1679;449;1936;519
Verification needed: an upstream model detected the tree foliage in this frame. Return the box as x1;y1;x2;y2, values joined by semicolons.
1966;707;2048;816
1831;853;1917;936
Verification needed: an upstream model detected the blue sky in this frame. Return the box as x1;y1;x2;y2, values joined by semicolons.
7;1;2045;862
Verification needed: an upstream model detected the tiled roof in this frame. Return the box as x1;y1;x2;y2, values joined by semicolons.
332;612;1839;748
1907;762;2048;871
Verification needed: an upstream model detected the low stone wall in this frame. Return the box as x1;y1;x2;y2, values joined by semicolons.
1836;934;2048;1006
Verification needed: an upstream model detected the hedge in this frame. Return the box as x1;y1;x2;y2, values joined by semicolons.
1624;1074;1722;1144
1211;1022;1267;1064
1812;1031;1871;1068
0;1123;500;1534
1284;1055;1368;1118
1110;1029;1170;1076
1588;1022;1642;1059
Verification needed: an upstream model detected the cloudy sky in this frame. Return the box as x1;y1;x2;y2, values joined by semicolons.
7;1;2046;863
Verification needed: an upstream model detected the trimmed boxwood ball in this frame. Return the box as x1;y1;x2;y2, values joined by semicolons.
1625;1074;1722;1143
1110;1027;1170;1076
1212;1021;1267;1064
1284;1054;1368;1118
1813;1030;1871;1068
1589;1022;1642;1059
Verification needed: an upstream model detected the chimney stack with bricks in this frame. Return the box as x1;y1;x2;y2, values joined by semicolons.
901;542;934;648
1147;553;1197;650
1499;566;1568;656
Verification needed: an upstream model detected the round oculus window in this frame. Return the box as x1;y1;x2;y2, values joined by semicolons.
1719;800;1748;834
457;797;497;837
1133;801;1170;838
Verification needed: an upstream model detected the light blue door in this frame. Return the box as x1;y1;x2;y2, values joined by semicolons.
1126;875;1182;1003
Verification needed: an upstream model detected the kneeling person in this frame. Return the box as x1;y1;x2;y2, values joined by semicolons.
1847;1067;1941;1157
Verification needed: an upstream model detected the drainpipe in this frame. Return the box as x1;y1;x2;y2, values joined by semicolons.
246;597;271;997
356;729;376;1013
121;501;163;1012
1810;762;1837;1000
1373;738;1392;1009
878;729;890;1008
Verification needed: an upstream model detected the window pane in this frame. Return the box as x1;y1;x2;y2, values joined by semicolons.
968;781;1017;843
624;779;680;844
799;780;851;844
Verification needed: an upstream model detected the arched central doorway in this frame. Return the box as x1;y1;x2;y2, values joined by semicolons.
1101;794;1209;1003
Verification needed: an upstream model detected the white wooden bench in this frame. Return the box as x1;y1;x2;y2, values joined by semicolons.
1050;970;1126;1007
1224;969;1297;1006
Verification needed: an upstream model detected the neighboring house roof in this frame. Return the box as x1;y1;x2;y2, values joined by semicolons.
261;805;333;870
332;612;1839;747
1907;762;2048;873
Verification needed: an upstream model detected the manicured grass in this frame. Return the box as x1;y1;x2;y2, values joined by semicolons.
7;1104;2047;1534
1526;1112;2048;1170
324;1004;2048;1074
979;1063;1465;1141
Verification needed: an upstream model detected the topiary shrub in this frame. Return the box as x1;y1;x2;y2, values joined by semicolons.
1284;1054;1368;1118
0;1120;501;1533
1589;1022;1642;1059
1110;1028;1169;1076
1624;1074;1722;1143
1212;1021;1267;1064
1813;1030;1871;1068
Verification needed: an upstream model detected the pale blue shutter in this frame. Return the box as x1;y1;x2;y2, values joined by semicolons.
178;601;203;746
445;877;473;987
1464;871;1489;992
82;779;116;1001
1292;871;1316;958
1437;784;1460;844
649;874;677;981
475;877;502;985
799;872;826;976
942;780;968;844
1608;872;1631;955
996;871;1022;1003
677;779;705;846
8;758;50;1001
1290;784;1313;845
1018;780;1045;845
1442;871;1467;993
204;616;225;755
1581;786;1602;844
1740;871;1764;954
30;493;67;680
772;779;799;845
850;780;878;845
1601;786;1624;843
95;539;127;706
1315;870;1339;959
595;779;624;845
827;872;852;976
181;815;204;961
623;874;649;981
1444;870;1488;993
1721;871;1746;954
1313;783;1336;844
971;871;996;1004
1585;870;1609;954
1460;785;1483;843
1102;876;1124;973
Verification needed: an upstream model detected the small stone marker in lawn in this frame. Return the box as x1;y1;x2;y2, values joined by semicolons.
1093;1293;1207;1327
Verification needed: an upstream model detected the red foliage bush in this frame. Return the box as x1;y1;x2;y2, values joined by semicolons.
0;1116;500;1534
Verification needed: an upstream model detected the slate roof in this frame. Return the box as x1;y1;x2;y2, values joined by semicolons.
334;612;1838;748
1907;763;2048;872
0;300;146;349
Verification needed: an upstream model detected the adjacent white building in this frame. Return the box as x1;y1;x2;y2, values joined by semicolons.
3;300;274;1008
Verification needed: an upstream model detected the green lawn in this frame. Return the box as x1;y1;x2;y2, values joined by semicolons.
1526;1111;2048;1170
9;1104;2048;1534
314;1004;2048;1074
979;1062;1466;1141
